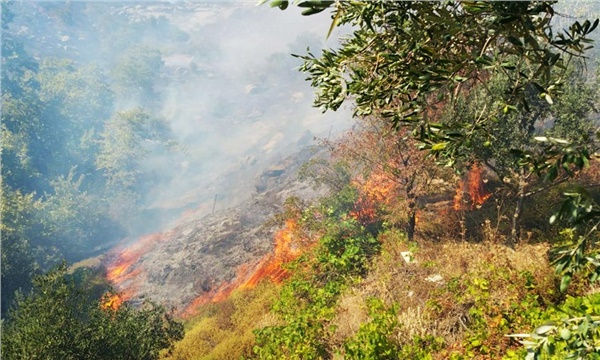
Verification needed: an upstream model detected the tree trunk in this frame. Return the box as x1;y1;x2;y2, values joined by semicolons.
509;171;526;247
406;207;417;241
405;179;416;241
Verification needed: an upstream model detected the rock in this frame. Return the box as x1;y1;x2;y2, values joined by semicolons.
401;251;414;264
425;274;443;283
107;147;331;312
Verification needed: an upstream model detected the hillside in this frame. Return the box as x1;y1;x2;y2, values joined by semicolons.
162;2;600;359
163;133;599;359
2;1;600;360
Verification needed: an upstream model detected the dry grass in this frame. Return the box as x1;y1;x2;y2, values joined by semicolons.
330;227;557;355
330;293;369;347
68;254;104;273
163;281;280;360
164;222;560;359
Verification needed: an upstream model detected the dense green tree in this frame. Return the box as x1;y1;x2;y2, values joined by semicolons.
96;108;171;190
40;170;124;261
265;0;598;249
0;3;173;316
95;108;174;224
0;185;45;315
441;61;598;242
1;264;184;360
1;4;45;192
273;1;596;164
36;58;114;178
266;1;600;357
112;46;164;109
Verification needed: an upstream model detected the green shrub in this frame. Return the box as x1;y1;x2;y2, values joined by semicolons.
344;298;400;359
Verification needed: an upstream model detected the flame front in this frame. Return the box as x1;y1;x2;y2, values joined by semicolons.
453;163;491;210
350;169;397;224
105;231;172;303
101;292;125;311
183;219;302;316
468;164;491;206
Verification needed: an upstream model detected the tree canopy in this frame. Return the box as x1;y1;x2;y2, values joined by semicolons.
0;2;175;315
277;1;598;166
263;1;600;357
1;264;184;360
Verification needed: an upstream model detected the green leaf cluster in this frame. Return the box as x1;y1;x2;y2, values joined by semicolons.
1;264;184;360
511;293;600;359
253;186;380;358
344;298;400;359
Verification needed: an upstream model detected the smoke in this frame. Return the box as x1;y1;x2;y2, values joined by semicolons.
129;3;354;229
5;1;354;257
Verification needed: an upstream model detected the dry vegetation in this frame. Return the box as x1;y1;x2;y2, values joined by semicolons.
164;281;280;359
163;129;600;359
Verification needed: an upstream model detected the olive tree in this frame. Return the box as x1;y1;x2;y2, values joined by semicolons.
265;1;600;356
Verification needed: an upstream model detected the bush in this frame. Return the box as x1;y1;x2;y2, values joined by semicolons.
1;263;183;360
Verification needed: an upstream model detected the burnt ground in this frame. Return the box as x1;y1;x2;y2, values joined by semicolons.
105;146;328;311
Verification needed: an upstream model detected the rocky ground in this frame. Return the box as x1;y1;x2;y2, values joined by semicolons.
104;147;328;311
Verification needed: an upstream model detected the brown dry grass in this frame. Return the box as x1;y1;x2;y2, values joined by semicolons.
330;293;369;347
331;227;556;353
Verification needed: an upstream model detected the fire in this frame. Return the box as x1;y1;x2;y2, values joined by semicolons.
101;292;125;311
453;185;464;211
105;231;173;302
453;163;491;210
183;219;303;316
350;169;397;223
239;219;301;289
468;163;491;206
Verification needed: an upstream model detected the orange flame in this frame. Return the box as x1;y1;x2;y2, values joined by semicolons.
183;219;303;317
105;231;173;302
350;169;397;224
453;185;464;211
468;164;491;206
101;292;125;311
453;164;491;210
241;219;301;288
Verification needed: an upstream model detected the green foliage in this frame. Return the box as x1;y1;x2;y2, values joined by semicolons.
511;293;600;359
422;258;558;358
36;58;114;174
265;4;600;358
1;263;184;360
0;185;43;314
0;15;176;313
111;46;163;108
546;63;598;141
41;170;124;260
1;47;45;192
95;108;176;228
96;108;171;190
318;222;380;279
253;188;381;358
551;227;600;293
344;298;400;359
277;1;598;165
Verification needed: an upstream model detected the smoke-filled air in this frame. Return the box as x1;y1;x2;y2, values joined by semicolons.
3;1;600;359
2;1;351;312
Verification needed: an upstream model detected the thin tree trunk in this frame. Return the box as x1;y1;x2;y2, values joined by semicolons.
509;171;526;247
407;205;416;241
406;180;416;241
